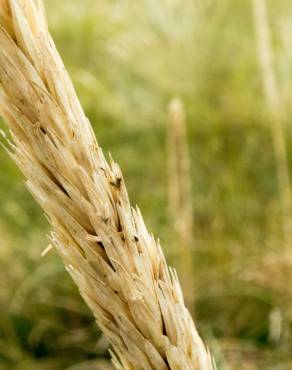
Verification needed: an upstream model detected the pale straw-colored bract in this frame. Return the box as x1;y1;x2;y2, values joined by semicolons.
0;1;215;369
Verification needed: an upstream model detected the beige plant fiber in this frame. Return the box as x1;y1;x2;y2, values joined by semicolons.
0;1;216;369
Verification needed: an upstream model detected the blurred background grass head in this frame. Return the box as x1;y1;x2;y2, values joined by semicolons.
1;0;292;369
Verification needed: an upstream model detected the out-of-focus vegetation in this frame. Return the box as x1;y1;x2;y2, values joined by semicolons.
1;0;292;368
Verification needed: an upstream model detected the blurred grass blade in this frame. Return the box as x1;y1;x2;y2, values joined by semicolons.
252;0;292;246
167;98;195;311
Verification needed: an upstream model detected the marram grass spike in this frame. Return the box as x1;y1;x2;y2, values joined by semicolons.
0;1;215;369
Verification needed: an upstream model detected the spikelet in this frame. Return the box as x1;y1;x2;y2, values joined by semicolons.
0;1;216;369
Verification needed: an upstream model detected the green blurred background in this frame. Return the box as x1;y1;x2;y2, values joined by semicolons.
1;0;292;368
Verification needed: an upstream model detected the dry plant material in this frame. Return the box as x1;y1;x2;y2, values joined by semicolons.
167;98;195;310
0;1;215;369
